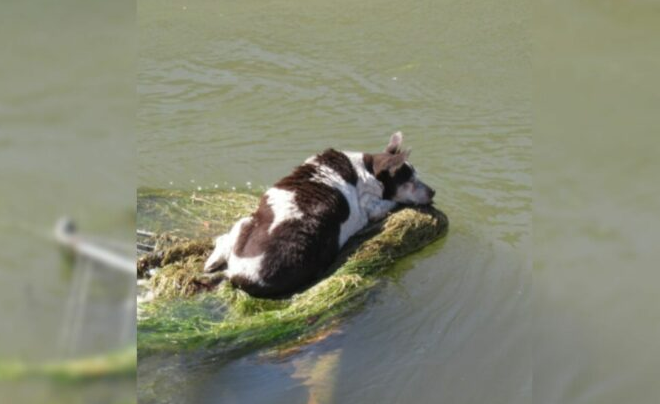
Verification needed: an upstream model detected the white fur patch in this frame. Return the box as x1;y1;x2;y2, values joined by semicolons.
343;151;399;222
344;151;385;198
307;157;368;247
204;217;251;272
393;173;432;205
266;188;304;233
204;234;229;271
226;254;265;284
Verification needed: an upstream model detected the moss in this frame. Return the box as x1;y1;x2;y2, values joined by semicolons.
138;239;214;279
137;187;259;239
137;188;260;278
137;190;448;357
0;347;136;383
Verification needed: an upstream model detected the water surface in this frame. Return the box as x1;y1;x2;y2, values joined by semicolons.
138;0;531;403
535;1;660;403
0;1;136;402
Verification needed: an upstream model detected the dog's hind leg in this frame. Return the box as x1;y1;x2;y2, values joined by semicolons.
204;217;251;273
204;234;231;273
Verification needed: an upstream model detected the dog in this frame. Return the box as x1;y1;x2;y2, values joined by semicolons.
203;132;435;297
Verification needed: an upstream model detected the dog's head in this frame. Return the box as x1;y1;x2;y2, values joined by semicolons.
371;132;435;205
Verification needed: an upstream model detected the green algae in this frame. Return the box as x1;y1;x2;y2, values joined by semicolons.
137;187;259;239
0;347;136;383
137;189;448;357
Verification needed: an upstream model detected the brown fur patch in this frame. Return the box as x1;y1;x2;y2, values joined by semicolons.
233;198;273;258
314;148;358;185
370;153;414;199
228;152;353;297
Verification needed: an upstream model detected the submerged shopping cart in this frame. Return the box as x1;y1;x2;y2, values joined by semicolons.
54;218;136;358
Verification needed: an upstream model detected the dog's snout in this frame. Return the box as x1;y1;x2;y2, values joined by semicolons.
429;188;436;198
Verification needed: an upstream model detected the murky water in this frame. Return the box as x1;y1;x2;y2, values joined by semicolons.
0;1;135;403
137;0;531;403
535;1;660;403
0;0;654;402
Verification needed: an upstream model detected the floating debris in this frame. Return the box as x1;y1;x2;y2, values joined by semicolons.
0;219;137;382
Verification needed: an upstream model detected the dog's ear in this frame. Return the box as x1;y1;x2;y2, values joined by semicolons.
385;131;404;154
374;149;410;175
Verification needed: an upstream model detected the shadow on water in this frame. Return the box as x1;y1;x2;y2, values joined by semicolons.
135;188;449;361
138;221;528;404
137;218;452;404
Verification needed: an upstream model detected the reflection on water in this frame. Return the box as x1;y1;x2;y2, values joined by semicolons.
138;0;531;403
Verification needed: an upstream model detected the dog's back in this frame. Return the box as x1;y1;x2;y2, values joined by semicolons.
203;133;435;298
227;149;358;296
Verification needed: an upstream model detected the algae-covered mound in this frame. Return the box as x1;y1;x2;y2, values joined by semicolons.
137;188;448;357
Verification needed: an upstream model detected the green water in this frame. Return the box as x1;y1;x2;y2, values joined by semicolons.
137;0;531;403
535;1;660;403
2;0;654;402
0;1;136;403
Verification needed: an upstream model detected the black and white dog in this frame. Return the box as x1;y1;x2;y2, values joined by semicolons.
204;132;435;297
